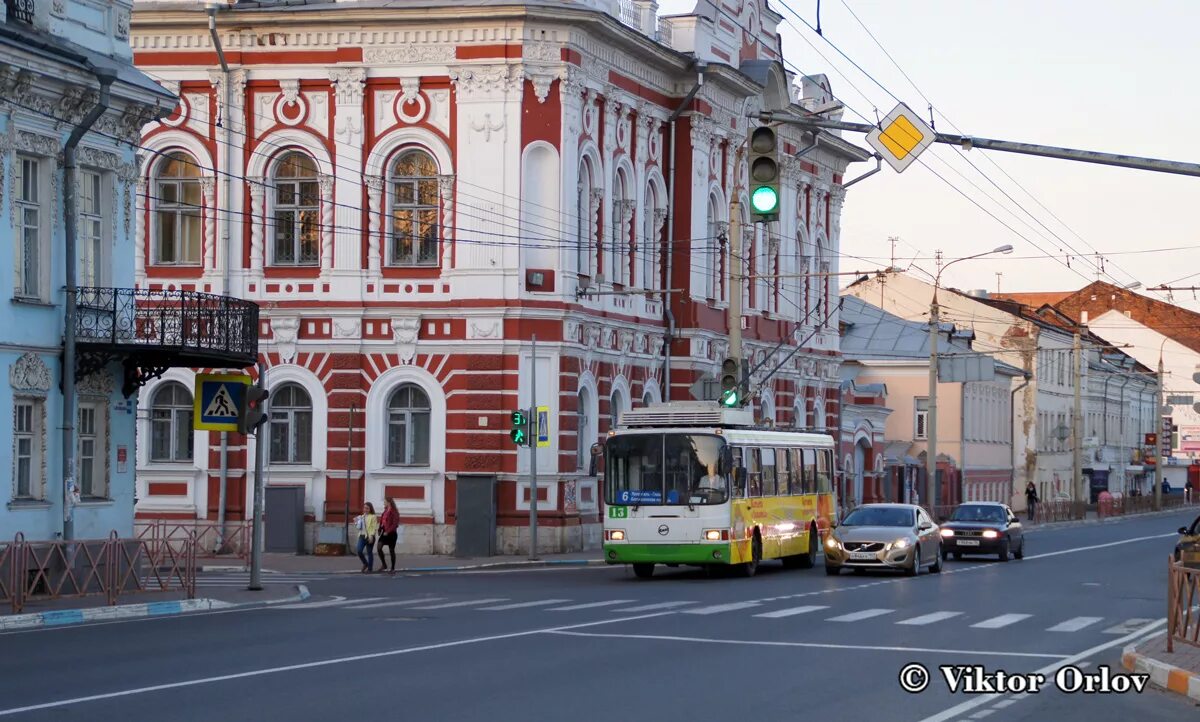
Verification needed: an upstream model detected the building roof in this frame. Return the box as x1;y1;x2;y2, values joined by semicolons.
997;291;1071;308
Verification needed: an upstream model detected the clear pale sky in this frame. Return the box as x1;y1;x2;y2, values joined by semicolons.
657;0;1200;308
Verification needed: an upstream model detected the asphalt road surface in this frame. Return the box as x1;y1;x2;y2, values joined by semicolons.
2;510;1197;721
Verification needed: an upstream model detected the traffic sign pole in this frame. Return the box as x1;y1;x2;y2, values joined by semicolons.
529;335;538;561
248;361;267;592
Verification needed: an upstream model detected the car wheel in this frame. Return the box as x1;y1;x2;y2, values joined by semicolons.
930;545;943;573
1014;538;1025;560
998;538;1010;562
632;563;655;579
738;534;762;578
906;547;921;577
783;524;819;569
824;564;840;576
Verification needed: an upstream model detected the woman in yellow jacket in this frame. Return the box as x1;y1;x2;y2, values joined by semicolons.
356;502;379;573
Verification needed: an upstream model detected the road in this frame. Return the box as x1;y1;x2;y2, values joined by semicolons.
1;510;1196;721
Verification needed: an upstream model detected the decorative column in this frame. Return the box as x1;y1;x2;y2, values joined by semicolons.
247;177;266;272
588;187;603;278
614;199;635;286
365;175;385;275
651;207;667;291
200;176;216;270
318;174;334;271
329;67;367;274
438;174;455;267
134;178;147;284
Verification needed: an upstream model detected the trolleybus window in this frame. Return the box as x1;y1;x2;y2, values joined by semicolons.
801;448;817;494
605;434;729;505
762;448;777;496
731;447;745;497
747;448;762;497
778;448;795;494
815;449;832;493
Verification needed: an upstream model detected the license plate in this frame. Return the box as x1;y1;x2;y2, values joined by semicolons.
849;551;876;560
958;539;980;546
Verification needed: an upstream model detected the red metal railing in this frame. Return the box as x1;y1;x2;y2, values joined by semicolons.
1168;556;1200;652
0;531;196;614
136;520;250;562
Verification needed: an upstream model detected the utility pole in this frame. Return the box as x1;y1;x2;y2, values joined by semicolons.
926;274;940;512
529;335;538;561
995;272;1003;294
889;236;899;270
728;198;744;367
1154;356;1164;512
248;362;267;591
1072;329;1084;510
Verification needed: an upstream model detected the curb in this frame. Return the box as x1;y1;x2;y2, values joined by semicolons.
1028;506;1197;532
0;584;311;632
1122;640;1200;702
295;558;609;575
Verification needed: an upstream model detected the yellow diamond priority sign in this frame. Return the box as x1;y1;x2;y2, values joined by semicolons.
866;102;937;173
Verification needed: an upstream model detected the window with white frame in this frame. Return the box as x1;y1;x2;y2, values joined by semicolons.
269;383;313;464
577;159;596;278
78;169;109;288
610;388;626;431
914;397;929;440
389;149;439;267
271;152;320;266
642;185;660;291
576;387;592;472
386;384;431;466
153;152;203;265
704;194;722;300
14;155;46;299
78;402;108;498
13;399;44;500
150;382;194;463
610;169;630;285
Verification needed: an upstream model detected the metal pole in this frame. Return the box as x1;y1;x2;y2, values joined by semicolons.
1154;357;1163;512
1073;330;1085;510
728;198;743;371
926;294;939;512
248;361;266;591
344;404;355;554
217;433;228;553
529;335;538;560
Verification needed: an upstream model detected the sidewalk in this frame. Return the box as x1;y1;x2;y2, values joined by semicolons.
1122;632;1200;702
206;549;607;575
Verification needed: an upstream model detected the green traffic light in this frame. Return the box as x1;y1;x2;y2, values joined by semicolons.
751;186;779;214
720;388;740;407
511;428;527;444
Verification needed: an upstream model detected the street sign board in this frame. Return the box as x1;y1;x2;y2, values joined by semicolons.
1166;394;1194;406
536;405;550;448
194;373;251;432
866;102;937;173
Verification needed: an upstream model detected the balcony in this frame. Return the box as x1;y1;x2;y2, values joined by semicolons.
75;287;260;396
5;0;34;25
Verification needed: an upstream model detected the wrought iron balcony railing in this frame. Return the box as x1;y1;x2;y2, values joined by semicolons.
5;0;35;25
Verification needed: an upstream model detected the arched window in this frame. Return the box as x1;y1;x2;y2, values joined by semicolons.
150;382;193;462
577;158;596;278
389;149;439;267
704;194;722;300
642;184;661;291
153;152;203;265
269;383;313;464
272;152;319;266
610;168;631;286
387;384;431;466
642;390;654;407
610;388;626;431
576;387;592;472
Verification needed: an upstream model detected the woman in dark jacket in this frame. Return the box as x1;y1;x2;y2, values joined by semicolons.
1025;482;1039;522
377;497;401;575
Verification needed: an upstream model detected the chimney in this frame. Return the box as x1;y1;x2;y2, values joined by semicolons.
1081;310;1089;324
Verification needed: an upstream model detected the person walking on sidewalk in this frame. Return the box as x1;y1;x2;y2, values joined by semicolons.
1025;482;1039;522
356;503;379;573
377;497;400;575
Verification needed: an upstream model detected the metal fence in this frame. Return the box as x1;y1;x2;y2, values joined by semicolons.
1099;493;1196;519
1168;556;1200;652
0;532;196;614
136;520;250;562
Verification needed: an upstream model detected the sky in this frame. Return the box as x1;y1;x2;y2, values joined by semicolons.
656;0;1200;309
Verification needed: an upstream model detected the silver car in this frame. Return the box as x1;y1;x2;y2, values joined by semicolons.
824;504;942;576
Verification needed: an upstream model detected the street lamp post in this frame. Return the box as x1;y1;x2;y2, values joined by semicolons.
926;245;1013;514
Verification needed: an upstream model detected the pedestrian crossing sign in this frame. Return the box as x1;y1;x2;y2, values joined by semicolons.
536;406;550;448
194;373;251;431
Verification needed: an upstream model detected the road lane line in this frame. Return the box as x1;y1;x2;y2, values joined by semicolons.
681;601;762;615
0;612;679;717
611;601;695;612
545;631;1069;659
826;608;893;622
408;598;507;610
1045;616;1103;632
342;598;446;610
547;600;635;611
478;599;571;611
970;614;1031;629
896;611;963;626
914;620;1167;722
753;605;829;619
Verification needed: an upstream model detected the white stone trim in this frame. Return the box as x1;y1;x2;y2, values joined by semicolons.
364;125;454;179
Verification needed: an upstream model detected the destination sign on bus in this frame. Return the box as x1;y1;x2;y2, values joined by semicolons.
617;489;662;504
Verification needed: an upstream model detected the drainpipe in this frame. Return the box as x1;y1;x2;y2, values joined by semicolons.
209;4;232;551
62;67;116;540
663;61;705;402
1009;373;1031;508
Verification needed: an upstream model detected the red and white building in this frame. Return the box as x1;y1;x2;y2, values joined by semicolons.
129;0;869;553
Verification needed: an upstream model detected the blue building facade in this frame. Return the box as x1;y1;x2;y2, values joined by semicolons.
0;0;175;541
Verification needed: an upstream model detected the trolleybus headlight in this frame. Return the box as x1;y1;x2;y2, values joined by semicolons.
606;529;626;541
703;529;729;541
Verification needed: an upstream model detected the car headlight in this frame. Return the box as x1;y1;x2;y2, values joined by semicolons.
825;536;839;549
940;528;955;537
888;538;910;550
982;530;999;539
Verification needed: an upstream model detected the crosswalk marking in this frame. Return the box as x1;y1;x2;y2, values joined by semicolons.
409;598;508;610
753;605;829;619
1103;618;1153;635
682;601;761;615
897;611;963;626
611;601;696;612
478;599;571;611
275;597;384;610
1046;616;1103;633
547;600;635;611
343;598;445;610
827;608;893;622
971;613;1031;629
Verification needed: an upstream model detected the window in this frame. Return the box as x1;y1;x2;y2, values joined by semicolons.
815;449;832;493
386;384;431;466
272;153;319;265
747;447;762;497
78;403;107;498
642;186;660;291
150;382;194;463
577;159;596;278
731;446;745;497
801;448;817;494
641;390;654;408
788;448;805;494
78;170;108;288
610;170;630;285
269;384;313;464
14;155;45;298
610;389;626;430
576;388;592;472
154;152;203;265
389;149;439;266
761;448;777;496
704;194;722;300
13;399;43;499
914;397;929;440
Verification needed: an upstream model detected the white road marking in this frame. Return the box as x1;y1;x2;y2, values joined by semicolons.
753;605;829;619
547;600;635;611
342;598;446;610
547;631;1069;659
681;601;762;615
408;598;507;610
611;601;696;612
914;621;1167;722
1046;616;1103;633
1103;618;1154;635
991;699;1017;709
970;614;1031;629
969;710;996;719
0;612;680;717
274;596;383;610
827;608;893;622
478;599;571;611
897;611;963;626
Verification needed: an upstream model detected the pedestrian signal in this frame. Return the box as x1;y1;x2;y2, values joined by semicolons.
510;410;529;446
237;385;270;435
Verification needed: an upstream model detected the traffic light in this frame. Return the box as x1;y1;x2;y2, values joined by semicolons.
719;357;741;408
510;410;529;446
747;125;780;222
237;384;270;435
